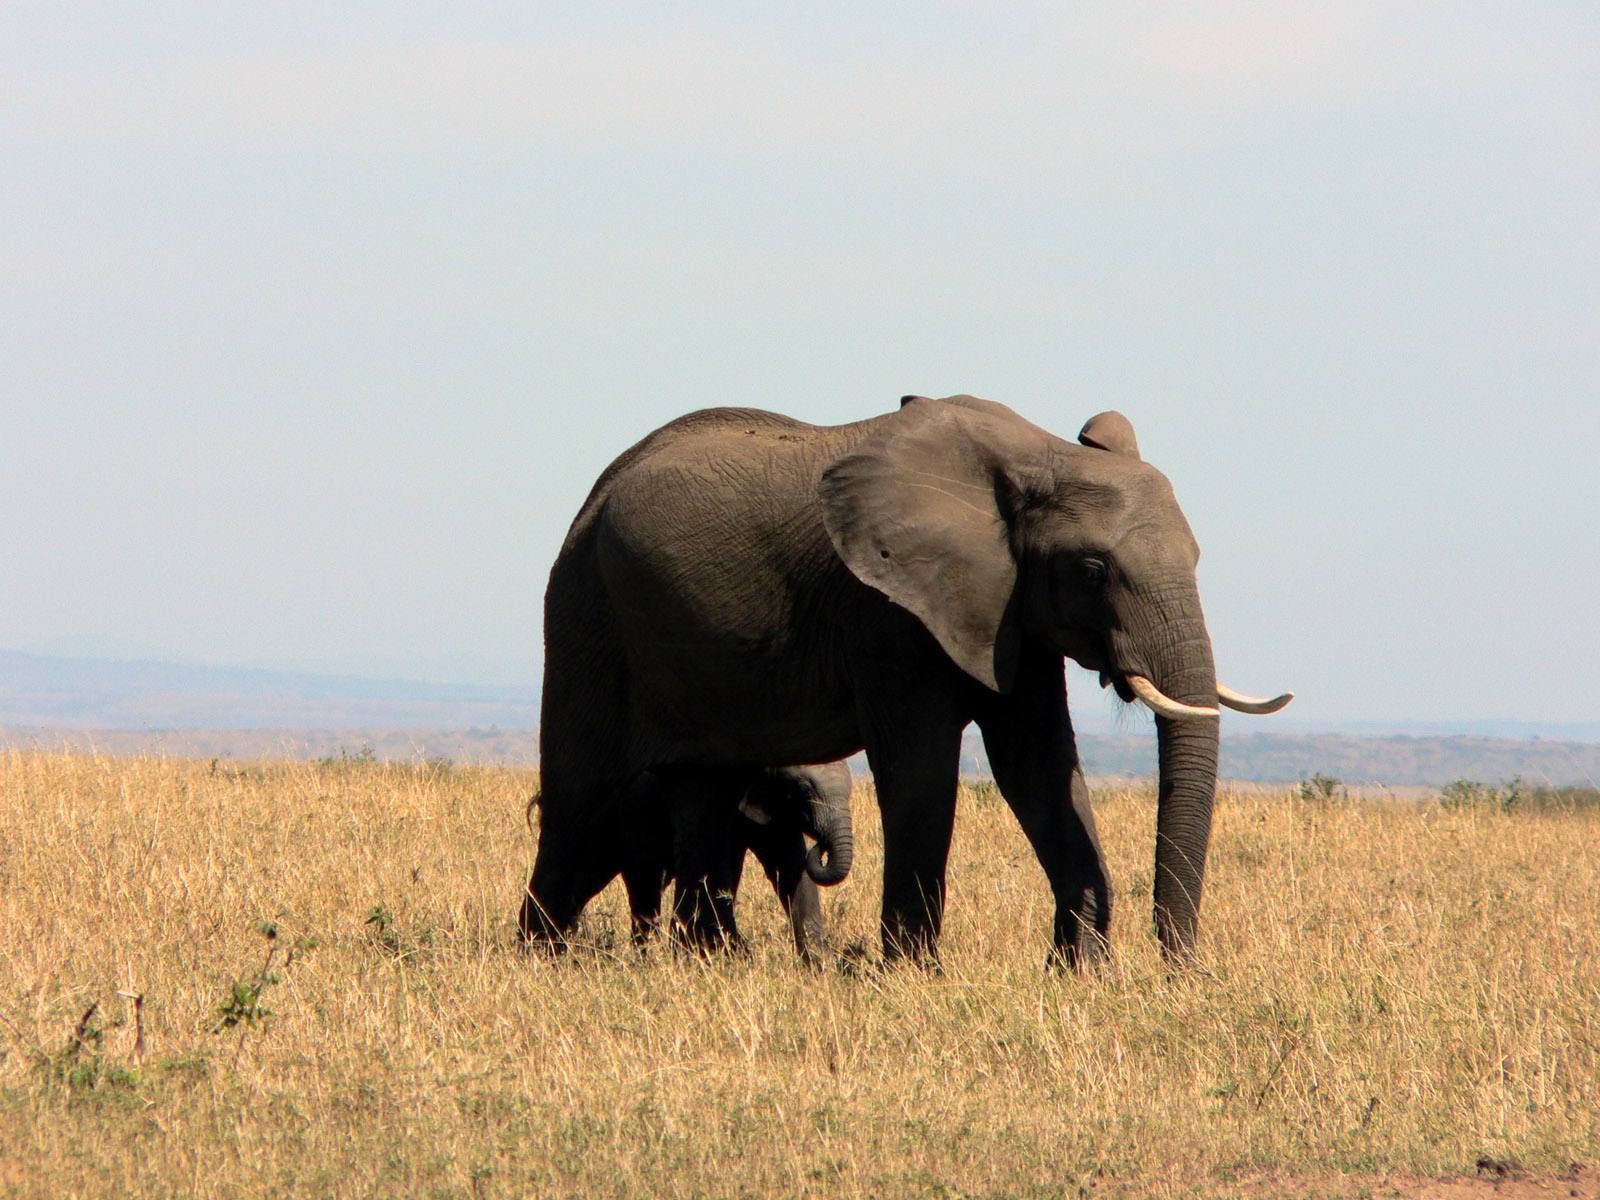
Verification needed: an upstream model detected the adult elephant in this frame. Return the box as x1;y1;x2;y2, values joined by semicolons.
521;395;1290;965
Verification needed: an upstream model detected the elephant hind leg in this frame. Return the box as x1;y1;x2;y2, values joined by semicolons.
518;882;569;948
526;538;637;947
519;785;626;950
520;823;580;945
520;857;598;949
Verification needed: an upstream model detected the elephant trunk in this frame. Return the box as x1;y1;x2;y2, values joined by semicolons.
803;779;855;886
1146;615;1220;961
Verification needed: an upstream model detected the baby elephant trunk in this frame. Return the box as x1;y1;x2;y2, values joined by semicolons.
798;763;855;886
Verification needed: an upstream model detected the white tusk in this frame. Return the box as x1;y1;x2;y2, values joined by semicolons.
1126;674;1219;720
1215;682;1295;715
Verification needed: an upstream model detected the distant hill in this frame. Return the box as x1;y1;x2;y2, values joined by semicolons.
1066;732;1600;787
0;651;538;730
0;725;539;766
4;651;1597;786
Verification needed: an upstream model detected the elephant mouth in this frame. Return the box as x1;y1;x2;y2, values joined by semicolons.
1099;671;1136;704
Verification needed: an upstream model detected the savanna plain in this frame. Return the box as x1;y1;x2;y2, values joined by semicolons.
0;751;1595;1199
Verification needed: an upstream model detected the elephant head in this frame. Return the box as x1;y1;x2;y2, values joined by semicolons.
739;761;856;886
819;395;1289;956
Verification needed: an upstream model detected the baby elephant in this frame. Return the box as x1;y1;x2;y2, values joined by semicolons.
621;761;854;961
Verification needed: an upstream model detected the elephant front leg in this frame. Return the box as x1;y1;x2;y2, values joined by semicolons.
744;813;828;963
1045;767;1111;966
663;768;748;954
875;781;959;964
755;835;826;964
851;613;969;965
863;721;964;966
784;874;826;964
976;650;1111;969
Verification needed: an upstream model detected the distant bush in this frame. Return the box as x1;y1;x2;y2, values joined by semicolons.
1438;778;1521;812
1438;776;1600;813
317;744;377;769
1298;773;1345;804
1522;782;1600;812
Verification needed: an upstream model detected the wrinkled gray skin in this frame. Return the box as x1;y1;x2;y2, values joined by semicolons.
619;761;855;961
522;395;1226;965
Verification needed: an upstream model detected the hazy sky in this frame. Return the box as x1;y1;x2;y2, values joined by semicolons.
2;3;1596;727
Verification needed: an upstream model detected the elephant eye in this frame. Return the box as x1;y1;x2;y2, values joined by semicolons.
1081;558;1109;588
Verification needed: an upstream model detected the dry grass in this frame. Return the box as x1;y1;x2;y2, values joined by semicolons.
0;751;1595;1199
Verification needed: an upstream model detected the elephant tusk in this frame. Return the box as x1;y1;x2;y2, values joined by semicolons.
1216;682;1295;715
1126;674;1219;720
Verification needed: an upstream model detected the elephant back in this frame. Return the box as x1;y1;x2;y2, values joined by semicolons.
559;407;827;552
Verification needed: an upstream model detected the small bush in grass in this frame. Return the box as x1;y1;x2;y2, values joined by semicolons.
1439;777;1521;812
1299;772;1344;804
1439;777;1600;813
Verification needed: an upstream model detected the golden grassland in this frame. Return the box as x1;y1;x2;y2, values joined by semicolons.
0;751;1595;1199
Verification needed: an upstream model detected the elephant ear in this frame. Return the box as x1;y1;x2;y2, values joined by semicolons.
818;396;1037;692
736;794;773;826
1078;410;1141;460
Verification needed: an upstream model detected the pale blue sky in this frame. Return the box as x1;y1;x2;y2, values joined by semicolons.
2;3;1596;727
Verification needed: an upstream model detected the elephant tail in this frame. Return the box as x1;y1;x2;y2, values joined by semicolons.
524;791;543;832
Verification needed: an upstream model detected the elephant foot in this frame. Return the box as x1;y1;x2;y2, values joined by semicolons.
1046;882;1111;970
630;914;666;953
1047;928;1108;972
793;930;832;970
669;890;745;957
517;930;571;957
518;888;577;953
670;873;744;956
880;925;942;970
797;941;830;969
834;940;879;977
670;919;748;958
789;913;829;966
